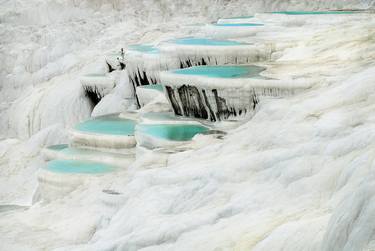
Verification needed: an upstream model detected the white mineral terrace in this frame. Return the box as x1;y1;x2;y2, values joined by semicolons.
125;44;179;88
1;1;375;250
80;74;116;103
41;144;134;167
159;37;271;68
216;15;262;24
37;159;119;201
135;112;210;150
159;65;314;121
70;114;137;152
201;23;265;39
160;65;313;94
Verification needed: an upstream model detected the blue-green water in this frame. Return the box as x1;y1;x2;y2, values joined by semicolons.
47;144;69;151
172;65;266;79
138;84;164;92
45;160;115;174
136;124;209;141
214;23;264;27
171;38;248;46
128;44;159;54
272;11;356;15
75;115;135;136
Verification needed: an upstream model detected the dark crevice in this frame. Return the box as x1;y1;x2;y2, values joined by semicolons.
177;85;208;119
212;89;235;120
119;62;126;70
202;89;216;122
84;87;103;107
166;86;183;116
106;61;115;73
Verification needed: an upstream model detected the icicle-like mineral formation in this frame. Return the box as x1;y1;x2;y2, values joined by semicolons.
80;74;116;105
159;38;272;69
160;65;313;122
125;44;179;107
41;144;134;167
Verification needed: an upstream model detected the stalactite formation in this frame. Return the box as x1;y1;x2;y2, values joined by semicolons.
83;86;106;106
106;61;115;73
164;84;258;122
128;69;158;87
178;85;208;119
166;86;183;116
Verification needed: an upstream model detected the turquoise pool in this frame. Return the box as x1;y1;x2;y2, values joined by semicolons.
272;11;356;15
136;124;209;141
172;65;266;79
75;115;136;136
45;160;115;174
47;144;69;151
128;44;159;54
170;38;248;46
138;84;164;92
214;23;264;27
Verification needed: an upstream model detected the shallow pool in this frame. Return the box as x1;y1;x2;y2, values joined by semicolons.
272;11;356;15
170;38;249;46
45;160;115;174
138;84;164;92
128;44;159;54
75;115;136;136
172;65;266;79
46;144;69;151
136;124;209;141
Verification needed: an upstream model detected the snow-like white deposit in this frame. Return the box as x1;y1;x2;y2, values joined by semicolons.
1;0;375;250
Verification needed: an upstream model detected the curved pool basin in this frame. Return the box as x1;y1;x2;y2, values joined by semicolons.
75;115;136;136
169;38;249;46
46;144;69;151
128;44;159;54
45;159;116;174
172;65;266;79
136;123;209;141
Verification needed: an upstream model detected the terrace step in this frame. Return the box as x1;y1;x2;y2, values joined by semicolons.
160;65;312;121
80;73;115;105
70;114;137;153
38;159;119;201
135;112;210;150
42;144;134;167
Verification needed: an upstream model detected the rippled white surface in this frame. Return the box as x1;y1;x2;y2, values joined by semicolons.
0;0;375;250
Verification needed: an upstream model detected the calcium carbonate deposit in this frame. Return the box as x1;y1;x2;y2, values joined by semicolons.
0;0;375;250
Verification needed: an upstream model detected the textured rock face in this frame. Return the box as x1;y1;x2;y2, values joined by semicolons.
128;69;158;87
165;84;258;121
83;85;106;106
